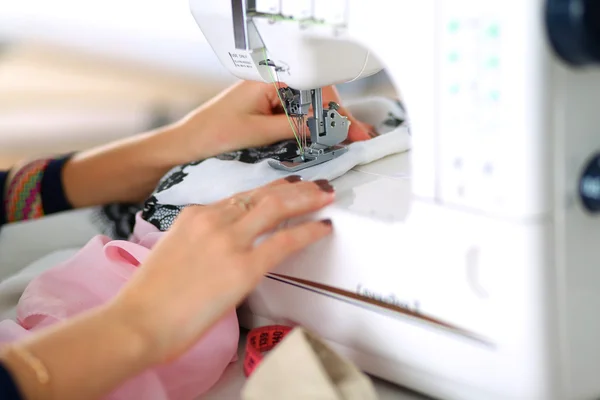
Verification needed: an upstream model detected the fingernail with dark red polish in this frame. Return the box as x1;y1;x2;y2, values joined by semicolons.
321;219;333;227
314;179;334;193
284;175;302;183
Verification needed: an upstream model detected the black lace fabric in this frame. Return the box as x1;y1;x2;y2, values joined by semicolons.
141;139;299;232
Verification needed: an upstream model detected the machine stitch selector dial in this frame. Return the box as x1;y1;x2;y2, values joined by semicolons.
579;153;600;212
546;0;600;66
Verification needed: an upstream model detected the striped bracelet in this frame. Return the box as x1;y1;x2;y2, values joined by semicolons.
4;158;52;223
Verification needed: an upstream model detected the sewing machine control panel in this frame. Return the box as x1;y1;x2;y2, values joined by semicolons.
438;1;509;214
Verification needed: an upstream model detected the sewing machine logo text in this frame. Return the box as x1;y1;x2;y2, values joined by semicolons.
356;284;421;314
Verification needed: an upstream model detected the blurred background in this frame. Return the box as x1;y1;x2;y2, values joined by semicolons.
0;0;392;168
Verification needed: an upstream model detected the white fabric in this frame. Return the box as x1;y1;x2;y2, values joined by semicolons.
345;97;408;135
0;249;79;320
0;208;102;283
155;97;411;207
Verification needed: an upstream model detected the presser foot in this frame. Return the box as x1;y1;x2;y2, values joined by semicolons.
268;145;348;172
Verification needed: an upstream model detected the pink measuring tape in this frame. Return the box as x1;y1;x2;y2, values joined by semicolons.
243;325;293;377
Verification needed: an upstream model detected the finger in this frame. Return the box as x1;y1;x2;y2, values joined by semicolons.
235;180;335;243
215;174;303;209
331;105;372;142
364;123;378;138
313;92;372;142
347;121;373;142
259;174;303;189
212;175;304;224
265;82;288;109
249;219;333;275
342;122;377;145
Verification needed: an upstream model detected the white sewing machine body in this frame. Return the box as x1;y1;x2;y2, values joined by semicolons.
190;1;600;399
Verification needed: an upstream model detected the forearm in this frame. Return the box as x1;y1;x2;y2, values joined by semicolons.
62;124;192;207
0;113;218;225
0;305;154;400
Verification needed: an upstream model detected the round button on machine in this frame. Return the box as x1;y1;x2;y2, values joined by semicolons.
579;153;600;212
546;0;600;66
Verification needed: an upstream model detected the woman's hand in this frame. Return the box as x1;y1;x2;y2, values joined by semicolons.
168;81;372;165
59;80;369;208
0;178;333;400
112;176;335;363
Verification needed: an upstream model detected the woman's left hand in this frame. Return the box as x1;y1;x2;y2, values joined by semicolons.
165;81;373;165
0;177;334;400
59;80;373;208
112;177;335;363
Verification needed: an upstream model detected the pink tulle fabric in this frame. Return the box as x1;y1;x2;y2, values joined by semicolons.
0;214;239;400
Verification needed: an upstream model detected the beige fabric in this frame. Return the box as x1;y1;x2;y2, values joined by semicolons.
242;327;378;400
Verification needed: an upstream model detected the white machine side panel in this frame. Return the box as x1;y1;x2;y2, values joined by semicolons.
555;64;600;399
240;202;555;399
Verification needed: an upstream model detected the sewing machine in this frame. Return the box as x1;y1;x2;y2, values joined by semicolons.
190;1;600;399
193;0;384;171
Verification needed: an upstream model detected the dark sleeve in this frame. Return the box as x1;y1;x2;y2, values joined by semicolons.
0;171;7;227
39;155;74;215
0;363;23;400
0;155;74;228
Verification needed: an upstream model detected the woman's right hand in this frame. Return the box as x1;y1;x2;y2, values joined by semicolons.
110;177;335;364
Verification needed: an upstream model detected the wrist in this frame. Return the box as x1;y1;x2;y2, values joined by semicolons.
105;285;183;366
100;302;159;368
0;304;159;400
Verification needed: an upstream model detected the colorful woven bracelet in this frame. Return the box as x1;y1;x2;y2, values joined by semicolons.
4;158;53;223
